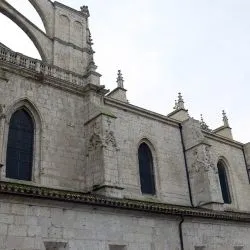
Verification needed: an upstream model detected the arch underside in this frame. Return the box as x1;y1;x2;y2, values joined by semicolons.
0;0;52;62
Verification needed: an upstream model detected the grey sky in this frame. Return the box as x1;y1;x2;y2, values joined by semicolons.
1;0;250;142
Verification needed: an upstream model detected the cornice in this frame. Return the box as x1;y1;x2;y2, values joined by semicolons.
167;108;188;118
0;181;250;223
54;1;89;18
204;131;243;149
107;87;127;97
104;97;179;128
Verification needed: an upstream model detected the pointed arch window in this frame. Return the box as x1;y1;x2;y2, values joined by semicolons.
217;160;231;204
6;109;34;181
138;142;156;195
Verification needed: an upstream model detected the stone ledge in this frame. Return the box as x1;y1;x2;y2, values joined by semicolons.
0;181;250;222
104;97;179;128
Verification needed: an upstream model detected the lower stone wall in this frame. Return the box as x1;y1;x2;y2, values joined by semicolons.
183;218;250;250
0;195;180;250
0;195;250;250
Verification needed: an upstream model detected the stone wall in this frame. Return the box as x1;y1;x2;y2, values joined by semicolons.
0;196;181;250
104;102;190;206
206;137;250;212
183;218;250;250
0;70;87;191
1;66;250;212
0;196;250;250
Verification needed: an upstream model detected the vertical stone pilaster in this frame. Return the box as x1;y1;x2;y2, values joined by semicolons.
182;118;223;208
84;111;123;198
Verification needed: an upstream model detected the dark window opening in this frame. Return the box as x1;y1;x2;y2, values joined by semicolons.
217;161;231;204
138;142;155;195
6;109;34;181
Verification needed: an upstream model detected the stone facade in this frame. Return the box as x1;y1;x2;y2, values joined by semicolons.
0;0;250;249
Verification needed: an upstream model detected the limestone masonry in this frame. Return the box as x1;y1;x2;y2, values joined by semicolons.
0;1;250;249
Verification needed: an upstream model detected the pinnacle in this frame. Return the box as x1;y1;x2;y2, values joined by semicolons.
116;70;124;88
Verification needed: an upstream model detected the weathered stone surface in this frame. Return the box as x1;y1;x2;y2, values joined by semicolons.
0;0;250;249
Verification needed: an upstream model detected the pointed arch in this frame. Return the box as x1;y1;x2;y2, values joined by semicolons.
5;98;42;129
217;159;231;204
2;98;42;182
138;141;156;195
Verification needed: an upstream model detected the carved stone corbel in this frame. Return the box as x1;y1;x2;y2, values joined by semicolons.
191;144;217;174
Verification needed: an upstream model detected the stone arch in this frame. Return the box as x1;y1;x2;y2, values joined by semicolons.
72;21;83;47
28;0;51;35
58;15;70;42
2;98;42;183
5;98;43;129
7;0;46;33
0;0;52;62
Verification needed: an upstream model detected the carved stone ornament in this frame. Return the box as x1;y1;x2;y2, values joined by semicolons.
191;145;217;173
80;5;90;17
88;133;103;151
104;130;119;150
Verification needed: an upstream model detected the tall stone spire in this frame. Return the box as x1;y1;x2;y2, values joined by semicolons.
222;110;229;127
116;70;124;88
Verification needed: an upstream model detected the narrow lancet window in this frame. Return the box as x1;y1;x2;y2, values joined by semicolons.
217;160;231;204
6;109;34;181
138;142;155;195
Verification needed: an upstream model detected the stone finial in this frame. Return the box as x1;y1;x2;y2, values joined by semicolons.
200;114;211;132
80;5;90;17
222;110;229;127
116;70;124;88
173;92;185;110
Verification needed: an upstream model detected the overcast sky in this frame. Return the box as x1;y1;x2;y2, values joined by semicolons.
1;0;250;143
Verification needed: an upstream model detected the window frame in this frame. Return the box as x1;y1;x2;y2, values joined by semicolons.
6;108;34;181
137;140;157;196
217;159;232;204
1;99;42;183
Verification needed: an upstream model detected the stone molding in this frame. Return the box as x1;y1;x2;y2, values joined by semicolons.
0;62;106;98
53;37;94;54
104;97;179;128
0;181;250;222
